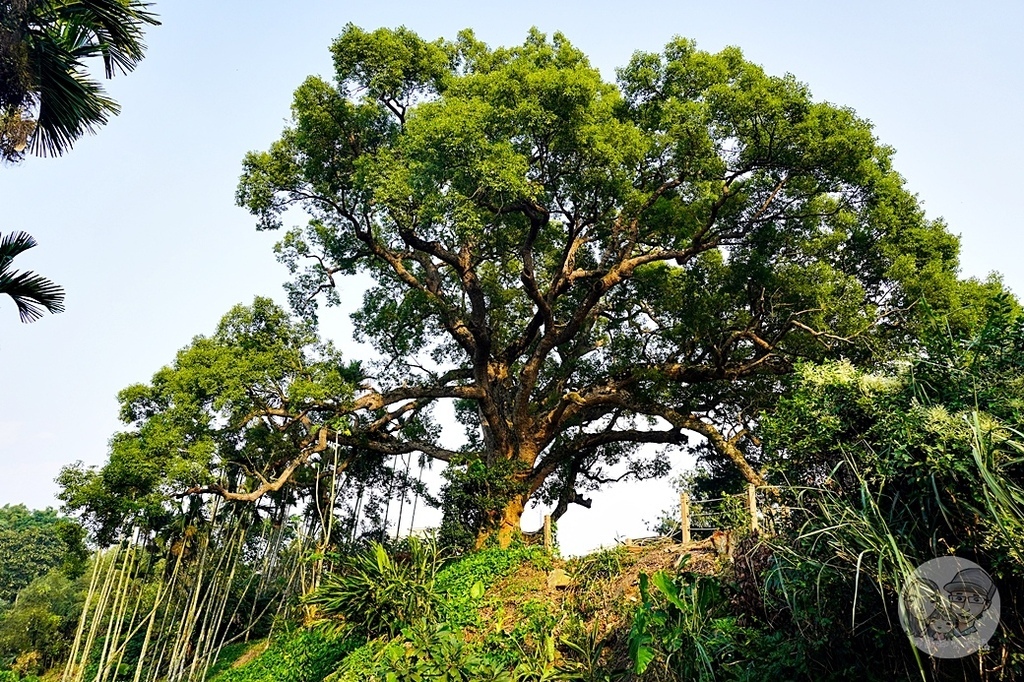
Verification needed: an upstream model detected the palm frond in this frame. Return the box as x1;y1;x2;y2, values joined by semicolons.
0;268;66;322
27;26;118;156
0;230;39;265
0;230;65;323
10;0;159;157
47;0;160;77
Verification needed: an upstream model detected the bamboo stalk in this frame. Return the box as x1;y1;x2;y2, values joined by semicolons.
167;528;211;682
79;545;122;682
201;529;249;681
96;539;137;682
105;534;144;682
189;520;244;681
62;548;104;682
130;577;164;682
146;536;187;682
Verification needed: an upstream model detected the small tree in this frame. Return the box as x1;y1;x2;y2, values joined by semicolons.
58;298;369;544
0;504;86;604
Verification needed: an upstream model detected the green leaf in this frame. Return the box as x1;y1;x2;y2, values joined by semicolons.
650;570;687;612
632;644;656;674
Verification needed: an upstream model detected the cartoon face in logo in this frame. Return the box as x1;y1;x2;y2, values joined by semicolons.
944;567;996;635
902;578;941;633
902;577;958;642
899;558;1000;659
926;612;956;641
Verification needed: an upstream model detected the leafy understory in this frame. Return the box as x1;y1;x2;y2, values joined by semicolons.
207;540;718;682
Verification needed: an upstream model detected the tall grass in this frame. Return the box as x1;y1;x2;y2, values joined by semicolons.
759;456;934;680
967;412;1024;566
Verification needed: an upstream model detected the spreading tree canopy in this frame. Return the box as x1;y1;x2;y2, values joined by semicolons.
67;27;984;547
0;504;85;605
59;299;368;544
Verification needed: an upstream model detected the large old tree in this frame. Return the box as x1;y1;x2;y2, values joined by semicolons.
68;27;976;547
231;26;974;545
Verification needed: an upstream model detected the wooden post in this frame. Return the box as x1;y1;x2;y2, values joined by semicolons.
680;493;691;545
543;514;552;553
747;483;758;533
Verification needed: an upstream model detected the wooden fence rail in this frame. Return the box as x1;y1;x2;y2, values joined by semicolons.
679;483;759;543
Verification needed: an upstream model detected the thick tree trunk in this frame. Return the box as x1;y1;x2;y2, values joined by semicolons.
495;494;525;548
469;435;540;549
474;493;526;549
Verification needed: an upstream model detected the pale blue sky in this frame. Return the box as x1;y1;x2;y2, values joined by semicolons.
2;1;1022;555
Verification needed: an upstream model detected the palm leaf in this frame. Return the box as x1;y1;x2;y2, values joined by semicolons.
56;0;160;77
0;268;66;322
27;22;118;156
0;230;39;265
0;231;65;323
10;0;159;157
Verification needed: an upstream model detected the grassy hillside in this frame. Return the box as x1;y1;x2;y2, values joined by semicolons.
205;539;730;682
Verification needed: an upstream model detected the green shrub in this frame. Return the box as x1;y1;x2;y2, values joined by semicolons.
306;537;442;639
0;570;80;671
209;627;356;682
437;459;529;552
628;561;742;682
349;621;512;682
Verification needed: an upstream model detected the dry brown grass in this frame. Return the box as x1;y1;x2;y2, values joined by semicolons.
457;537;729;676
